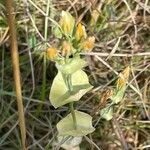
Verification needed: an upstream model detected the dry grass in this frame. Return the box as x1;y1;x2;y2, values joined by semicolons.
0;0;150;149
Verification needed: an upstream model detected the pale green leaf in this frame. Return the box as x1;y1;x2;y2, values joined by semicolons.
49;70;93;108
100;106;113;121
111;86;126;104
57;111;95;136
56;136;82;150
56;57;87;75
52;26;62;39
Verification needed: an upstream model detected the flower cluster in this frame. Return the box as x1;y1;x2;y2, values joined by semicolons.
46;11;95;61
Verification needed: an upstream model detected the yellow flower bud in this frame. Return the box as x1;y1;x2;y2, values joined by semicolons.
46;47;57;60
90;10;100;26
82;36;95;51
59;11;75;36
75;23;87;41
117;66;130;89
62;41;72;56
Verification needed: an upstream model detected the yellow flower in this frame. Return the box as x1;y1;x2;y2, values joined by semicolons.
46;47;57;60
59;11;75;36
82;36;95;51
62;41;72;56
75;23;87;41
117;66;130;89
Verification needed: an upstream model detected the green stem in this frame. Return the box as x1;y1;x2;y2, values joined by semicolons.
41;53;47;101
66;75;77;129
36;53;46;116
67;74;73;93
70;102;77;129
44;0;50;42
36;0;50;116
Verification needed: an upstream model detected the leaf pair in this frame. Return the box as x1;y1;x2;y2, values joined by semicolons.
49;56;95;136
49;70;92;108
57;111;95;136
49;70;94;136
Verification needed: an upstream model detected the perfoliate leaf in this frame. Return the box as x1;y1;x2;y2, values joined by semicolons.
49;70;93;108
56;57;87;75
56;136;82;150
57;111;95;136
100;106;113;120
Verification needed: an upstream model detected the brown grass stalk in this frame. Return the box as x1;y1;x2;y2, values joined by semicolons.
5;0;27;149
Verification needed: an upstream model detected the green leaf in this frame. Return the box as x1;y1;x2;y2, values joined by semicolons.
56;136;82;150
111;86;126;104
100;106;113;120
56;57;87;75
57;111;95;136
29;33;37;49
52;26;62;39
49;70;93;108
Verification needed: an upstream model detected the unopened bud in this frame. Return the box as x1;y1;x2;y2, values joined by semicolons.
117;66;130;89
46;47;57;60
82;36;95;51
62;41;72;56
75;23;87;41
59;11;75;36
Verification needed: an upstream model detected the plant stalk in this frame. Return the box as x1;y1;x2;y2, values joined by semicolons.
5;0;26;149
70;102;77;129
66;75;77;129
36;0;50;116
36;53;47;116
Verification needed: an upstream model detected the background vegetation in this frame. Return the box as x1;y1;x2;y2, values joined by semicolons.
0;0;150;149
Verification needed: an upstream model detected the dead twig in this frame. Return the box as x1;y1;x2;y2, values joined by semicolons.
5;0;27;149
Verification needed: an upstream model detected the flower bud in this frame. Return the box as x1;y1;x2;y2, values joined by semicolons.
62;41;72;56
59;11;75;36
111;66;130;104
82;36;95;51
90;10;100;26
117;66;130;89
46;47;57;60
75;23;87;41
